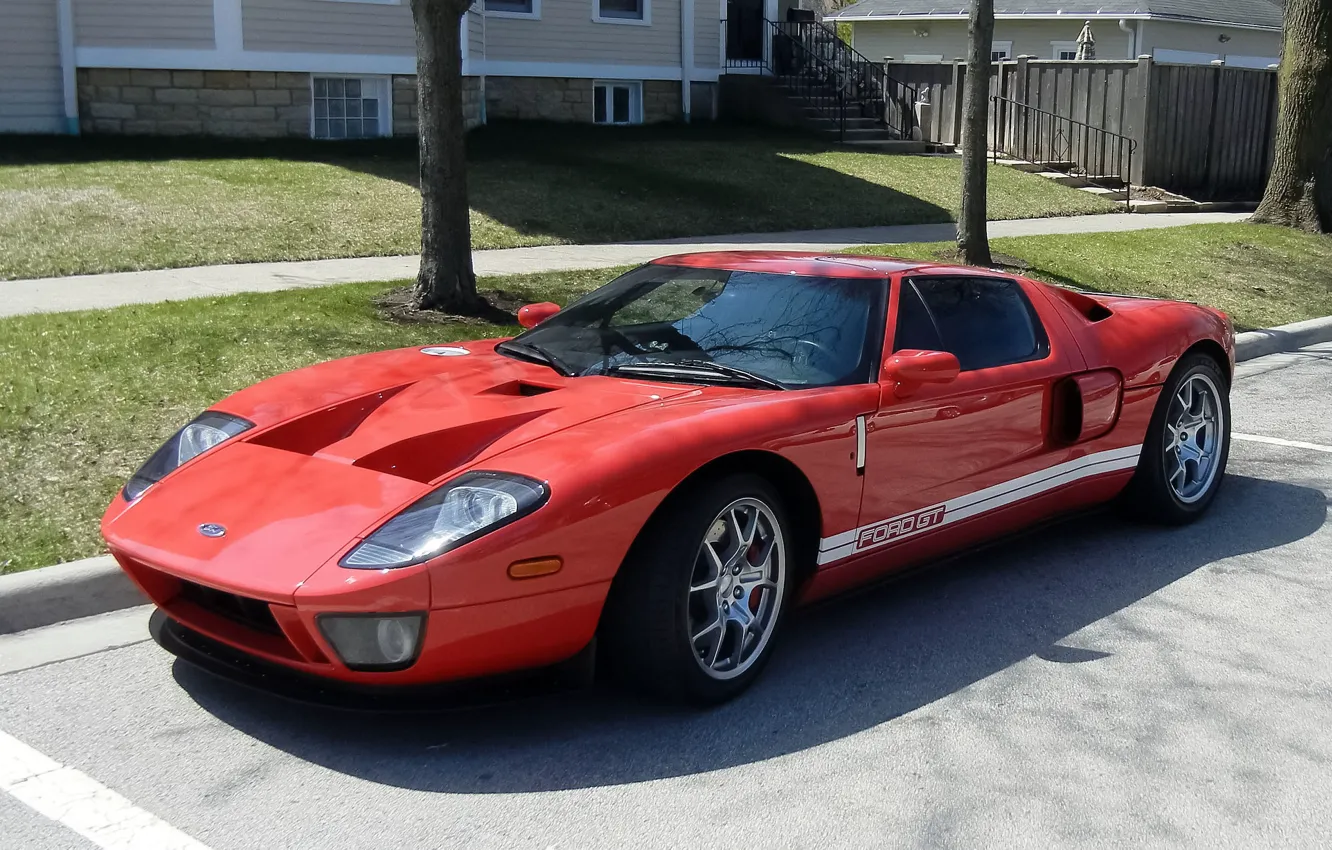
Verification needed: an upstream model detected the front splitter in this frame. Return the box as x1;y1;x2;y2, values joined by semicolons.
150;609;596;712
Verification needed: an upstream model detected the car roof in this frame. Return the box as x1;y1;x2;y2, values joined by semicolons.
648;250;1013;280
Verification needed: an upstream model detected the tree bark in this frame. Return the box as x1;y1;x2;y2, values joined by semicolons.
957;0;994;266
1251;0;1332;233
410;0;481;312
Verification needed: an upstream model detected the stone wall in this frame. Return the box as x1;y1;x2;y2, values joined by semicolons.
391;74;483;137
642;80;681;123
77;69;673;136
77;69;311;137
485;77;682;123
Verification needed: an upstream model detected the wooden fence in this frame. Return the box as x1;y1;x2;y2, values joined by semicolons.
883;56;1278;200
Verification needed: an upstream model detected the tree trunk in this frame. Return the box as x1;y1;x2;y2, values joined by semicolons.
957;0;994;266
410;0;481;312
1251;0;1332;233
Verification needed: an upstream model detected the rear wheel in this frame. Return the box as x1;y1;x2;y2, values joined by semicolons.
601;474;792;705
1122;353;1231;523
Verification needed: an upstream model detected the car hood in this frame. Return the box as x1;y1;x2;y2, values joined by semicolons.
103;342;700;600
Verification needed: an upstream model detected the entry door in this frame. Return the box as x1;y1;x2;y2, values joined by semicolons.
727;0;765;61
848;275;1084;566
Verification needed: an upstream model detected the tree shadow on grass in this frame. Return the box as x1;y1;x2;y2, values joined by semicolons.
1;123;954;247
175;473;1326;793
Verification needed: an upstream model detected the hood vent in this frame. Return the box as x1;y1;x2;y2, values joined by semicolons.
350;409;554;483
484;380;562;397
249;384;413;456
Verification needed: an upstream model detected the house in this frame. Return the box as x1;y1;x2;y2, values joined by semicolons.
2;0;781;137
827;1;1283;69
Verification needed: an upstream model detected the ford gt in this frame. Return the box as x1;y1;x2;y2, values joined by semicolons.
102;252;1234;705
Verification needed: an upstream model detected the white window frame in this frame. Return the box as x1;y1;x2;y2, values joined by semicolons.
592;80;643;125
990;41;1012;61
485;0;540;20
592;0;651;26
1051;41;1079;60
903;54;944;62
310;75;393;140
317;0;401;5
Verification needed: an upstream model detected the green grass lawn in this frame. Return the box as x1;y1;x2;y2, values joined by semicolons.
4;222;1326;573
0;123;1113;280
0;268;617;574
851;223;1332;331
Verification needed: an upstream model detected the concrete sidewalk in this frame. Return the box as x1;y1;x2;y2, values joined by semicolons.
1;212;1248;318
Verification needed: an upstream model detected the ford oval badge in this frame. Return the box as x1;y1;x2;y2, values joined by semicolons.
197;523;227;538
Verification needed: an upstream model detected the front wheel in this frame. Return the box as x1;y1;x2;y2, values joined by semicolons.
1122;353;1231;524
601;474;793;705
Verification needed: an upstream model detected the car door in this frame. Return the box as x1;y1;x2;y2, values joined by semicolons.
828;272;1087;574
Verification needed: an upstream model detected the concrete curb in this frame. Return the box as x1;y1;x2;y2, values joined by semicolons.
2;316;1329;635
0;556;145;635
1235;315;1332;362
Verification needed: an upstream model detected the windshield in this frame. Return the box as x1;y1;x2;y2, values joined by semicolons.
504;265;886;388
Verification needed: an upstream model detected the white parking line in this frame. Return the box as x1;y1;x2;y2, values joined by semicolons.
1233;433;1332;454
0;729;212;850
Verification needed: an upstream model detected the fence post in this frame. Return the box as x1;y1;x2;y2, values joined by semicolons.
950;60;965;147
1201;59;1224;197
1013;55;1031;158
1127;54;1152;187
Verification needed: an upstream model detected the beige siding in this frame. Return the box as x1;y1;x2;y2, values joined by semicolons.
485;0;681;68
243;0;414;54
1139;20;1280;64
694;0;721;69
1;0;63;132
74;0;214;48
851;20;1132;63
467;5;484;61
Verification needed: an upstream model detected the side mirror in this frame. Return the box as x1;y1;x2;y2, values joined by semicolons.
517;302;560;329
882;349;960;396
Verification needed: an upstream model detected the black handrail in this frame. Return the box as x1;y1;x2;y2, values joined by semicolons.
990;94;1134;211
722;17;920;141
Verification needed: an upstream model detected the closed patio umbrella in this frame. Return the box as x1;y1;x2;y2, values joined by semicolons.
1076;21;1096;60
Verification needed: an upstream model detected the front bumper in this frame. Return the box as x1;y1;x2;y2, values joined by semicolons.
153;611;596;710
115;552;610;688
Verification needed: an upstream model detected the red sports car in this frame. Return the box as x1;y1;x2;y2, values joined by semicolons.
102;252;1233;705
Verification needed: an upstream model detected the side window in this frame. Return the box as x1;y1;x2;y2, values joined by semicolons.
894;277;1049;371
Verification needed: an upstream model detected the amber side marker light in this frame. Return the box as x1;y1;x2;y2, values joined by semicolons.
508;557;563;579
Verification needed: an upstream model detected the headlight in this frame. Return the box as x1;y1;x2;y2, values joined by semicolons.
123;411;254;501
317;614;425;670
341;472;549;568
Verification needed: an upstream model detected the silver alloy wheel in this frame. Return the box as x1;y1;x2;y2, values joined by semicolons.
687;497;786;680
1164;372;1225;504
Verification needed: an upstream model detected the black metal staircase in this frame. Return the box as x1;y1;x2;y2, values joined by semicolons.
730;20;921;144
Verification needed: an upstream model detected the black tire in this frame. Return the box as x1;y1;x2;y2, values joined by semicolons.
1121;352;1231;524
601;473;794;706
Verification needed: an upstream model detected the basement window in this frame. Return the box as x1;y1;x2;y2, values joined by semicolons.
593;81;643;125
312;76;390;139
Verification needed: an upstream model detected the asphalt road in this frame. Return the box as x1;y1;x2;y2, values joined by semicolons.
2;343;1330;850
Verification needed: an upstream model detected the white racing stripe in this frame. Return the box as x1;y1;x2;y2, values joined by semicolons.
817;445;1142;566
1234;433;1332;454
0;728;212;850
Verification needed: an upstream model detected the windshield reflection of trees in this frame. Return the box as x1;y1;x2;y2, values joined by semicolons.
524;268;883;387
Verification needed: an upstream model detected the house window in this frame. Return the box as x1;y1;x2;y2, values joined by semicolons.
991;41;1012;61
312;77;388;139
594;0;650;24
593;81;643;125
1052;41;1079;60
486;0;538;16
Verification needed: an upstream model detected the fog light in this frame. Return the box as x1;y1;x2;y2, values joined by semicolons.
317;614;425;671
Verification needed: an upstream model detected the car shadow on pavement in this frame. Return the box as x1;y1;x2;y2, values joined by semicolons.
174;473;1327;793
